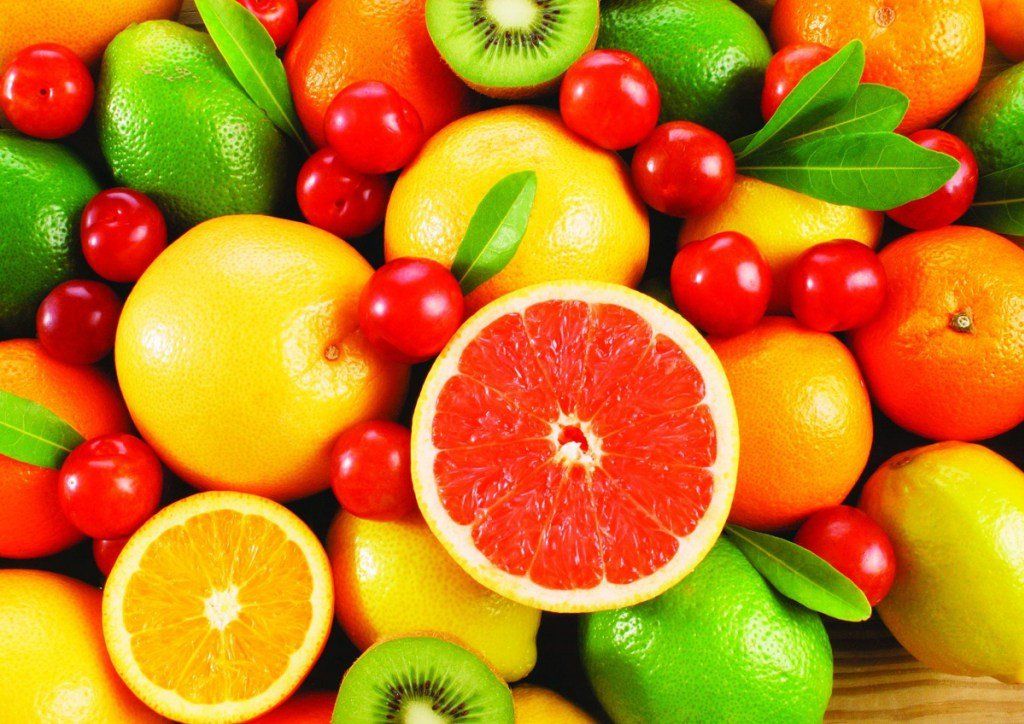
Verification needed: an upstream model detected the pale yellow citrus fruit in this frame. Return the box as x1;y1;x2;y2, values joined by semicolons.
679;176;883;311
412;281;738;612
0;570;159;723
327;510;541;681
102;491;335;723
513;685;595;723
115;215;408;501
385;106;649;311
861;442;1024;683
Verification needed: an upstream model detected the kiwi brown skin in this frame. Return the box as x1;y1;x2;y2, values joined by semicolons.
426;0;600;100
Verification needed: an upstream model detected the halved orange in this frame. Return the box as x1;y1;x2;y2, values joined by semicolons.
102;492;334;723
412;282;738;612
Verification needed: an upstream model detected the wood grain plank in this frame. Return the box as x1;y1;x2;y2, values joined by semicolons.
172;1;1024;719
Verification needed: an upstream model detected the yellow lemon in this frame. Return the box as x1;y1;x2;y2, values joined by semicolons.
116;215;408;501
679;176;883;310
860;442;1024;682
385;106;649;310
327;511;541;681
513;685;595;723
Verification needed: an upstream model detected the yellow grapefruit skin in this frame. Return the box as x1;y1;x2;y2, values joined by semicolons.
115;215;408;501
385;107;649;311
102;491;334;723
412;281;738;613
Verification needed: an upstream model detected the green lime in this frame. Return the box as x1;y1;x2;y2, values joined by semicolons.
951;62;1024;174
580;537;833;723
597;0;771;138
0;132;99;336
96;21;295;232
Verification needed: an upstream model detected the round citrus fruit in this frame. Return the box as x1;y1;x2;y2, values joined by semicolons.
102;491;335;722
115;215;408;500
386;107;649;311
0;569;158;722
771;0;985;132
250;692;335;723
0;131;99;336
597;0;772;138
860;442;1024;682
678;176;883;311
581;537;833;722
0;0;181;69
284;0;471;147
0;339;130;559
850;226;1024;441
411;281;738;612
512;685;595;723
709;317;873;531
982;0;1024;61
327;510;541;681
952;61;1024;174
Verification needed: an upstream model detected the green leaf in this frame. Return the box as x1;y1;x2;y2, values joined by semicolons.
785;84;908;143
962;162;1024;235
0;389;84;469
732;40;865;159
451;171;538;294
726;525;872;622
194;0;310;153
738;132;959;210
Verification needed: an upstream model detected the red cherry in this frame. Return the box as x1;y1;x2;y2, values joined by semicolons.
559;49;661;150
358;257;464;364
236;0;299;48
297;148;390;238
795;505;896;606
36;280;121;365
0;43;94;139
58;434;164;540
93;537;130;577
81;188;168;282
672;232;771;338
631;122;735;218
330;421;414;520
324;81;425;174
762;43;836;121
789;240;886;332
886;130;979;230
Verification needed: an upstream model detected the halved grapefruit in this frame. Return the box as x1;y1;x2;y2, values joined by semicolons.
412;282;738;612
102;492;334;723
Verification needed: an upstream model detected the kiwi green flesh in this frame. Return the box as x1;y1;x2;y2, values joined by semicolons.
426;0;599;90
333;637;515;723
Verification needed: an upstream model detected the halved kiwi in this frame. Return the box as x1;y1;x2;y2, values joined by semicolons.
333;636;515;723
426;0;600;99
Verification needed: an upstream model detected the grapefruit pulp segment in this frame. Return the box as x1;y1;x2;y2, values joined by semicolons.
412;282;738;612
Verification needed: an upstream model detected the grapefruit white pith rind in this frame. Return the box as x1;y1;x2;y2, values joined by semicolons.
411;281;738;613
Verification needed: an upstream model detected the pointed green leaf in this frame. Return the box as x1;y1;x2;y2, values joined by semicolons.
194;0;310;153
737;131;958;209
962;162;1024;235
785;83;908;143
732;40;865;159
451;171;538;295
726;525;872;622
0;389;84;469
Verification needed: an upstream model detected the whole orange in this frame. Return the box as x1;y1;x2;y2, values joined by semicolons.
850;226;1024;441
284;0;472;148
771;0;985;132
0;0;182;68
983;0;1024;61
710;318;873;531
0;340;129;559
115;215;408;501
0;570;158;722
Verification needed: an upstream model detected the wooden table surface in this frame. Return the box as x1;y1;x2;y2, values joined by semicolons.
174;1;1024;719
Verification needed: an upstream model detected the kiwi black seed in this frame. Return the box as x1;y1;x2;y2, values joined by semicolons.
425;0;600;98
332;636;515;723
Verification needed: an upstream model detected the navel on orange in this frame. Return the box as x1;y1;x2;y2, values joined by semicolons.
102;492;334;723
412;282;738;613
